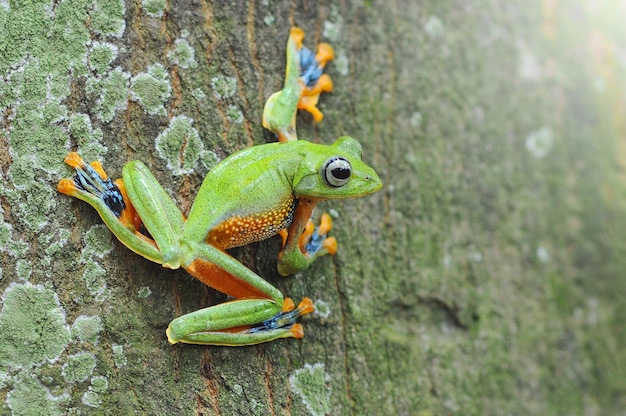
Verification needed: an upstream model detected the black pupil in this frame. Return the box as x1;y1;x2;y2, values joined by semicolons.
332;166;350;180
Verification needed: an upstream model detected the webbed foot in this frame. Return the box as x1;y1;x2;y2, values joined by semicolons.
58;153;141;231
278;213;337;275
247;297;315;337
262;27;335;142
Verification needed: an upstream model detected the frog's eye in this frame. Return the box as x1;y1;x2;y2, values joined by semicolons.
322;157;351;187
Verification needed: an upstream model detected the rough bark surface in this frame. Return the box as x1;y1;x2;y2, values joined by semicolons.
0;1;624;415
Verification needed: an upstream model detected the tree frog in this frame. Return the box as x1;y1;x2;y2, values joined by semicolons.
57;28;382;346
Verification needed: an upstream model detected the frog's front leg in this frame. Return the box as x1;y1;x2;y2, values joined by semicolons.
277;199;337;276
167;241;314;346
262;27;334;142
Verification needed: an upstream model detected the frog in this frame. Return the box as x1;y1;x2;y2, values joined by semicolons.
57;28;382;346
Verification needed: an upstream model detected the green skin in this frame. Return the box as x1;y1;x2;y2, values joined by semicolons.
262;28;302;142
61;28;382;346
67;137;381;346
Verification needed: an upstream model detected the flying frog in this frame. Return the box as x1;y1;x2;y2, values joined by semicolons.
58;28;382;346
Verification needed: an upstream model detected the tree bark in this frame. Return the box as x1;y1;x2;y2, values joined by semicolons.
1;0;625;415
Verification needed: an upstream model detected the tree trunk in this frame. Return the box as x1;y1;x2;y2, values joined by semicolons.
1;1;624;415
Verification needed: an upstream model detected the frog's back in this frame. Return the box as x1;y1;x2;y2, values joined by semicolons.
183;141;307;245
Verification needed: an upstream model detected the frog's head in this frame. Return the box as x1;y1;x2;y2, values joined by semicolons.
294;136;382;199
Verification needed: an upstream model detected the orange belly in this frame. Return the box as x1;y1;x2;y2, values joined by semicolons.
207;197;296;249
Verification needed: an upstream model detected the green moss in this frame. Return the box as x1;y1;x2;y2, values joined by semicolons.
211;75;237;99
322;21;341;42
226;105;243;123
89;42;118;74
82;259;107;300
424;15;445;38
263;13;275;26
69;113;91;142
43;102;67;125
8;239;29;258
143;0;166;18
290;363;331;416
81;225;114;259
91;0;126;38
313;300;331;319
7;372;64;416
137;286;152;299
169;38;197;69
0;283;70;372
48;73;71;100
200;149;218;171
15;259;31;281
62;352;97;383
14;181;56;231
86;67;131;123
0;221;12;250
131;63;171;116
525;126;555;159
111;344;127;368
90;375;109;393
0;370;9;389
72;315;103;344
69;113;107;160
192;87;206;101
0;0;93;213
333;52;349;76
82;390;102;408
155;115;204;175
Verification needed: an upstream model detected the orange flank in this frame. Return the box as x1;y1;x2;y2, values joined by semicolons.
207;197;295;250
185;258;271;299
219;324;253;334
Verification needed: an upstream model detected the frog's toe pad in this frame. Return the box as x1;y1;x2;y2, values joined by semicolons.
282;297;296;313
290;324;304;339
322;237;337;255
297;297;315;315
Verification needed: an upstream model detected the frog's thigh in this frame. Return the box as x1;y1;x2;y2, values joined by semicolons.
122;161;185;266
181;240;285;304
185;257;272;299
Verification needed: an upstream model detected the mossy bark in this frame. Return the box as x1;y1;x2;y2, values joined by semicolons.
1;1;625;415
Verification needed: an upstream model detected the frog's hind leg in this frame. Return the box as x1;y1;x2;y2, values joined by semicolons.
166;297;314;346
262;27;335;142
58;153;179;266
169;241;314;346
